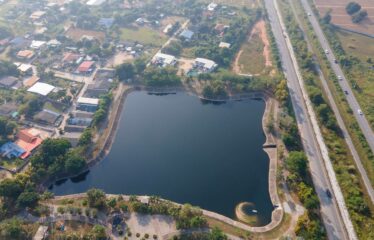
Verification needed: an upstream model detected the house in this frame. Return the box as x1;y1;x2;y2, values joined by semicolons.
163;24;173;34
10;37;29;49
179;29;194;41
30;40;46;50
77;61;95;73
194;58;217;73
73;111;94;119
86;0;107;6
84;79;112;98
67;117;92;126
62;52;81;64
0;102;18;118
152;53;177;67
0;142;25;159
0;76;19;89
47;39;61;48
33;109;62;126
77;97;99;112
23;75;40;87
207;2;218;11
15;129;43;159
98;18;114;28
219;42;231;48
33;225;48;240
30;11;46;21
17;50;35;60
17;63;33;75
27;82;55;96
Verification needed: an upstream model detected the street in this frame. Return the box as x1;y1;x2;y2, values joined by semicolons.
264;0;355;239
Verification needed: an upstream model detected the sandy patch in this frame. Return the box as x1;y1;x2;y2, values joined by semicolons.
106;52;134;67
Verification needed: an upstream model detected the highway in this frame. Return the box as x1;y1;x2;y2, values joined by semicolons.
263;0;355;239
300;0;374;175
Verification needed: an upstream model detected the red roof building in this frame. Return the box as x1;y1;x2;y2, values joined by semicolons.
15;129;43;159
77;61;95;73
62;52;80;63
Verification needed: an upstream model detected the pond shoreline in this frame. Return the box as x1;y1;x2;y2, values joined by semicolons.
46;84;283;233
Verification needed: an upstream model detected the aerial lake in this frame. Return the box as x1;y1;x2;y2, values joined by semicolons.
51;91;273;225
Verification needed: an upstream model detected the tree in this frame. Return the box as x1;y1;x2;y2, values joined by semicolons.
91;225;107;240
0;179;23;201
162;41;183;56
78;128;92;146
86;188;106;209
346;2;361;15
0;117;17;138
209;227;228;240
116;62;135;81
64;152;86;174
0;218;27;240
286;151;308;177
134;58;147;74
16;191;39;208
352;10;368;23
143;67;181;87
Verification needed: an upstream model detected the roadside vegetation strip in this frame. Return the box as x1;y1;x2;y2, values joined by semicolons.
274;0;357;239
289;0;374;204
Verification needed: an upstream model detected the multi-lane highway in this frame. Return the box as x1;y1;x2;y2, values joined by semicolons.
263;0;356;239
300;0;374;172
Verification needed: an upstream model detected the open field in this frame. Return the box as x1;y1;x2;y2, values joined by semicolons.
198;0;259;8
120;27;167;47
314;0;374;35
336;29;374;61
234;20;272;75
65;27;105;43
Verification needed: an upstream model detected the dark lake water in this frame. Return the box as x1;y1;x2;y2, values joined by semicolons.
51;91;273;225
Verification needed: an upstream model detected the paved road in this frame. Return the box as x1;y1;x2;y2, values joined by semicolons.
264;0;353;239
300;0;374;169
293;0;374;205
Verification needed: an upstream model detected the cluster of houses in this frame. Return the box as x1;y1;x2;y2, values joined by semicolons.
0;128;47;160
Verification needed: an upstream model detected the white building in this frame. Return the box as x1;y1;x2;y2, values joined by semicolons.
27;82;55;96
152;53;177;67
30;40;47;49
207;2;218;11
194;58;217;73
86;0;106;6
219;42;231;48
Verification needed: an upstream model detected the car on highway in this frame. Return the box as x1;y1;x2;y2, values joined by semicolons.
358;109;363;115
307;12;311;16
326;189;332;198
344;90;349;95
338;75;343;80
333;58;338;63
325;49;329;54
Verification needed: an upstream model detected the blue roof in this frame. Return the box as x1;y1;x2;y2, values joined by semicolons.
0;142;25;159
98;18;114;28
179;29;194;39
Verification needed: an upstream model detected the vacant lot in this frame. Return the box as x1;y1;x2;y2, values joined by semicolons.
315;0;374;35
234;20;271;75
336;29;374;61
120;27;167;47
66;27;105;43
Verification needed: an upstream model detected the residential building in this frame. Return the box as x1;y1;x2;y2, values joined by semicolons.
179;29;194;41
27;82;55;96
30;40;46;50
17;63;33;75
0;76;19;89
84;79;112;98
86;0;107;6
17;50;35;60
23;75;40;87
15;129;43;159
207;2;218;11
30;11;46;21
77;97;99;112
33;109;62;126
0;102;18;118
219;42;231;48
0;142;25;159
77;61;95;73
194;58;218;73
152;53;177;67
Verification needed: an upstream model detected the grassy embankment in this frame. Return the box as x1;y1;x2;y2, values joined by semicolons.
281;0;374;238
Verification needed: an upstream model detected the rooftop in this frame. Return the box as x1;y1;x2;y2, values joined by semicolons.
77;61;95;72
17;50;34;59
77;97;99;105
179;29;194;39
27;82;55;96
0;76;18;88
30;40;47;49
23;75;40;87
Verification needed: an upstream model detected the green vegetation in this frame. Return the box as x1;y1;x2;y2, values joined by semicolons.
282;0;374;238
92;93;113;126
86;188;107;209
162;40;183;56
120;27;167;46
143;66;181;87
175;227;228;240
346;2;361;15
238;33;266;74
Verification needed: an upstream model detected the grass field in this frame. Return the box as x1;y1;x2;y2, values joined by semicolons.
336;29;374;61
237;34;266;74
120;27;167;47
